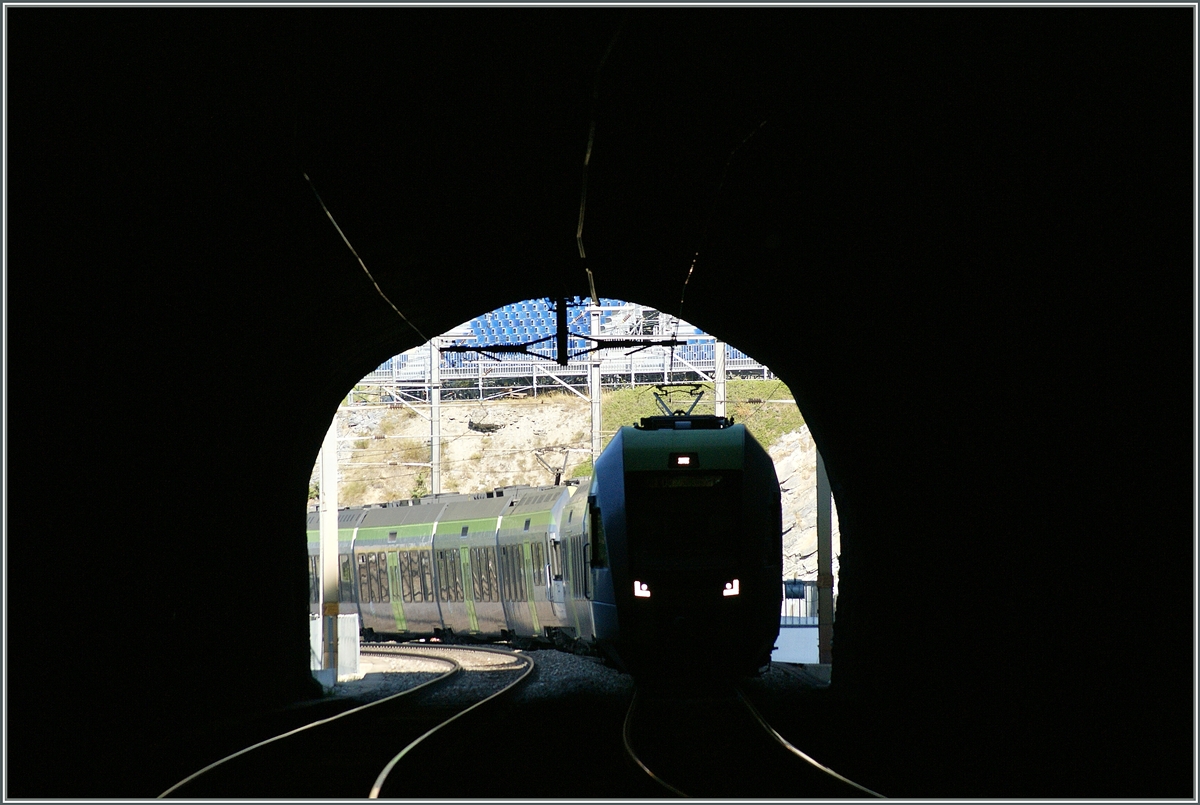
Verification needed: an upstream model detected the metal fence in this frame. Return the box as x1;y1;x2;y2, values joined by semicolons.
780;578;821;626
360;340;769;390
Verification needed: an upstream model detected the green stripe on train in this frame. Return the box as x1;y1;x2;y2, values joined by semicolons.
386;551;408;632
356;523;435;541
438;517;504;535
516;513;552;532
307;528;357;544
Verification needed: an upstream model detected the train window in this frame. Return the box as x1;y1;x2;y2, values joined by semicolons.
308;556;319;604
517;546;528;600
339;554;354;602
436;549;464;603
531;542;545;586
500;545;525;601
386;553;402;604
484;547;499;602
398;552;412;603
366;553;383;603
523;518;531;532
582;541;591;599
373;553;387;603
398;552;410;603
481;548;492;600
454;549;465;602
369;553;380;603
549;540;563;582
358;554;373;603
471;547;499;602
461;525;469;537
498;546;509;600
419;552;434;603
576;536;586;597
502;545;517;601
563;540;572;596
511;546;521;600
410;551;426;603
436;550;450;602
388;531;397;544
579;535;591;598
567;537;578;597
375;552;390;604
625;470;743;572
442;551;452;601
470;547;484;601
589;498;608;568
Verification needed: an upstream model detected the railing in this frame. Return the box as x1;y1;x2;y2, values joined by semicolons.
780;578;820;626
359;341;768;389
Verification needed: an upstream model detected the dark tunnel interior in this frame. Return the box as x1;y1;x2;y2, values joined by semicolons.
6;7;1194;798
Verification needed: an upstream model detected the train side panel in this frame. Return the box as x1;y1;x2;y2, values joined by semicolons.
306;509;363;621
504;487;573;639
355;504;443;639
432;496;511;637
549;483;596;647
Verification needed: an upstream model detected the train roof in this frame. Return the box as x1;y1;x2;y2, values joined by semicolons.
305;508;369;531
306;484;574;531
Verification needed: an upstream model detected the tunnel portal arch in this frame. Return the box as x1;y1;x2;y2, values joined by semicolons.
305;294;843;664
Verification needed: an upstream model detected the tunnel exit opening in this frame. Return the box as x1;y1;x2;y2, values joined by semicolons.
306;296;840;679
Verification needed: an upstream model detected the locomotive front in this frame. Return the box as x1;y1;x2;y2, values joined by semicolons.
592;415;782;679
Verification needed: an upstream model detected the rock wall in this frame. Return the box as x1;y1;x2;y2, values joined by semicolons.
770;426;841;599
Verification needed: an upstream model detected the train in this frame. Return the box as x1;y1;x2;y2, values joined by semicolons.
307;413;782;678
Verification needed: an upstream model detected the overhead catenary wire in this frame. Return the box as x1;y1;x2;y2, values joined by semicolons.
576;15;626;263
304;172;429;344
669;119;769;372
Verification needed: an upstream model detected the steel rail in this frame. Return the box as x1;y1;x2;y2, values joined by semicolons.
157;651;460;798
367;644;535;798
621;688;690;797
734;686;886;798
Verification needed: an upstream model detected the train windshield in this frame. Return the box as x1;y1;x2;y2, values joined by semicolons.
624;470;742;571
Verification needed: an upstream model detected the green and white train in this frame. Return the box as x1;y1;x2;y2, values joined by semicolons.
306;482;595;649
307;414;783;678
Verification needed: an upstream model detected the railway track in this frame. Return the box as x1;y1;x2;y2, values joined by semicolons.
622;682;885;798
158;644;533;799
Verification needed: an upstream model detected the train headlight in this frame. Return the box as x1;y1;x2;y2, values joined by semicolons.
633;581;651;598
723;579;740;597
669;452;698;468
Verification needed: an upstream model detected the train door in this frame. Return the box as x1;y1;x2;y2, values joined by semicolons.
395;547;438;635
433;546;469;634
547;531;566;621
357;550;389;636
498;539;535;637
528;537;556;636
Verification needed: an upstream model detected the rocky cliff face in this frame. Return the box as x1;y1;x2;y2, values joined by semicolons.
770;426;841;596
